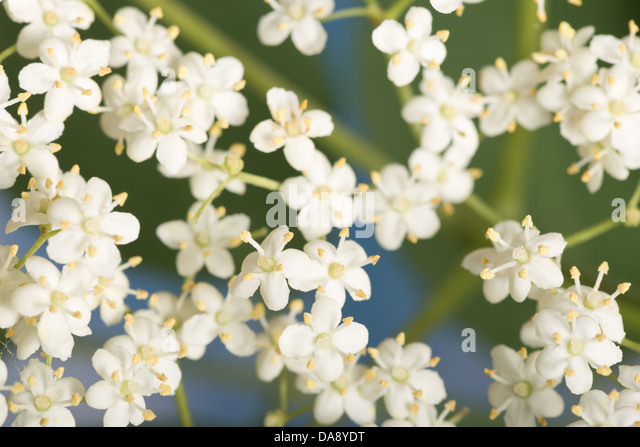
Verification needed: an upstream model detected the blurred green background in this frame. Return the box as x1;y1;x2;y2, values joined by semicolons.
1;0;640;427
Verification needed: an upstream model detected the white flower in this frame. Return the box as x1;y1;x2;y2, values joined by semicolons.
4;0;95;59
534;309;623;395
479;58;550;136
568;389;640;427
109;6;181;72
288;229;378;306
462;216;566;303
0;110;63;189
278;297;369;382
254;299;308;382
486;345;564;426
296;361;377;426
11;256;93;360
0;357;8;426
229;226;311;311
380;401;457;427
7;358;84;427
368;337;446;420
589;20;640;75
85;344;158;427
18;35;110;122
570;65;640;154
257;0;334;56
429;0;484;15
372;7;448;86
46;176;140;277
156;203;249;278
250;87;334;172
0;244;27;329
402;68;482;154
279;152;357;240
372;164;441;251
176;52;248;128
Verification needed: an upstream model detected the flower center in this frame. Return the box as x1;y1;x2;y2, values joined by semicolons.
584;290;602;310
155;116;173;134
512;246;530;265
195;232;211;248
390;196;410;214
391;365;409;383
34;395;51;412
440;104;457;120
43;11;59;27
437;170;448;184
120;380;140;396
407;39;423;55
139;345;154;361
631;51;640;69
82;217;101;235
257;255;276;273
502;90;518;104
512;381;532;398
567;339;584;356
287;4;306;21
215;310;232;325
285;121;301;137
50;290;68;308
60;67;77;84
315;332;332;350
135;38;151;54
13;139;30;156
328;263;345;280
609;100;626;116
197;84;215;100
331;376;348;392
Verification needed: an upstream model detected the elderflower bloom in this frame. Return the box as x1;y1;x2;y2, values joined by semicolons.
0;244;27;329
462;216;566;303
288;228;379;306
533;309;623;395
372;7;448;86
368;337;446;420
18;35;111;122
257;0;334;56
568;389;640;427
11;256;93;360
156;203;249;278
0;357;8;426
250;87;334;172
486;345;564;426
4;0;95;59
278;297;369;382
478;58;550;136
229;226;311;311
7;358;84;427
589;20;640;76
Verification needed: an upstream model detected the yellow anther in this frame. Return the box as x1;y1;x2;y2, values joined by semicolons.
342;317;353;327
395;332;405;346
429;356;440;367
305;379;316;390
344;353;355;363
571;405;583;417
570;266;580;279
567;310;578;322
552;332;562;343
596;366;612;376
517;347;527;359
518;268;528;280
537;245;549;256
564;368;575;377
489;408;500;420
124;314;135;325
303;312;313;325
306;359;315;370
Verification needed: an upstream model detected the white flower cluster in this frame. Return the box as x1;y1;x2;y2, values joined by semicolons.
463;215;640;426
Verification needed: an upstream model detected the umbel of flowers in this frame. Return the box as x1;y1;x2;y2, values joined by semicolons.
0;0;639;428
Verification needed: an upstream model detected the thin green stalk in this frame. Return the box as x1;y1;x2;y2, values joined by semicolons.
279;369;288;413
191;175;237;224
628;176;640;208
564;219;618;248
322;7;380;22
489;1;542;218
174;382;195;427
621;338;640;354
14;226;61;270
129;0;391;171
238;172;281;192
286;403;314;423
45;355;52;367
464;193;505;225
385;0;416;20
81;0;119;35
0;45;17;64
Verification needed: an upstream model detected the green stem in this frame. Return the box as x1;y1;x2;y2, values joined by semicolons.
191;175;237;224
174;382;195;427
14;226;61;270
286;403;314;423
564;219;618;248
621;338;640;354
489;1;542;218
385;0;416;20
0;45;17;64
322;7;380;22
629;176;640;208
279;369;288;414
129;0;392;171
45;355;52;367
81;0;119;35
237;172;281;192
464;193;505;225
